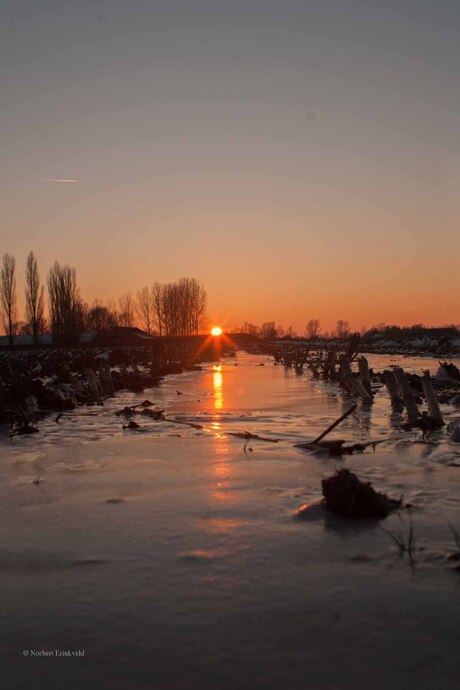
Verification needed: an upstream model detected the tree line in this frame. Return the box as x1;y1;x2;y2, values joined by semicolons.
232;319;351;340
0;252;207;346
232;319;459;341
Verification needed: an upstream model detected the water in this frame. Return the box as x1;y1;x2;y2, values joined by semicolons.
1;353;460;689
5;352;459;447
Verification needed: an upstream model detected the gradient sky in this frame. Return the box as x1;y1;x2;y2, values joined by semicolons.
1;0;459;332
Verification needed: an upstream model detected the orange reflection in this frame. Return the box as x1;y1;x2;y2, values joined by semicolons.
210;419;225;438
191;331;238;364
212;437;234;501
202;517;244;532
213;366;223;410
213;475;234;502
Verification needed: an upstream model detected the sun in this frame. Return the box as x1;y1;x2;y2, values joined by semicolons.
211;326;223;336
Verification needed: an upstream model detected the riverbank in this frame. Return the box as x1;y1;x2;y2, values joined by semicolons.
257;332;460;359
0;345;204;434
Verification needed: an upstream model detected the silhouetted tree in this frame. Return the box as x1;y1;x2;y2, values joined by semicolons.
136;286;155;334
178;277;207;334
151;283;165;335
159;277;207;336
47;262;83;345
0;253;18;345
306;319;321;340
259;322;277;340
86;301;118;331
118;293;135;327
25;251;45;346
242;322;259;337
334;319;350;338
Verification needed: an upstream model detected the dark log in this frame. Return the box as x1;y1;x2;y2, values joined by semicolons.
295;404;357;448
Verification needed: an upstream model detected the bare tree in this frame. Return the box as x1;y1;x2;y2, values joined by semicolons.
47;262;83;345
334;319;350;338
242;321;259;337
151;283;164;335
86;300;118;331
1;253;18;345
118;293;135;327
159;277;207;335
161;282;179;335
25;251;45;346
136;286;155;334
179;277;207;334
284;325;297;338
306;319;321;340
259;322;277;340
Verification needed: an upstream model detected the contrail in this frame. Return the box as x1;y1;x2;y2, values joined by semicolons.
44;178;79;183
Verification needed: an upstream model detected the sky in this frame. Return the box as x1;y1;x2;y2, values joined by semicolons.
1;0;459;333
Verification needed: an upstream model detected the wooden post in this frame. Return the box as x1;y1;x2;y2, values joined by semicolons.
338;354;354;393
393;367;420;424
384;372;404;412
311;403;358;444
329;352;337;380
84;368;100;399
358;356;372;397
421;370;444;426
100;363;114;394
339;355;373;402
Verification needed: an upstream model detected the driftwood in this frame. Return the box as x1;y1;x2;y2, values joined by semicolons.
295;404;357;449
140;408;165;419
166;417;204;430
99;363;114;395
323;351;337;381
421;370;444;427
322;469;401;519
13;422;39;436
313;404;357;444
339;355;373;402
84;368;101;399
310;439;384;456
393;367;421;424
227;431;279;443
384;372;404;412
346;333;361;362
123;420;140;430
115;406;137;417
438;361;460;381
358;357;372;397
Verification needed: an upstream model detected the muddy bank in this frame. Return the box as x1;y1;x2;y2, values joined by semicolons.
0;345;202;434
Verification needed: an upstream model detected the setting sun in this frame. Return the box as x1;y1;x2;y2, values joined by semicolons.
211;326;222;336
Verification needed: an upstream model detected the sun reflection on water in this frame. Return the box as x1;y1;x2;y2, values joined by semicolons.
209;364;234;500
213;366;223;411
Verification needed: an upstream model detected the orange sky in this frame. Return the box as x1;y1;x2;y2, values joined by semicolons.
2;1;459;333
